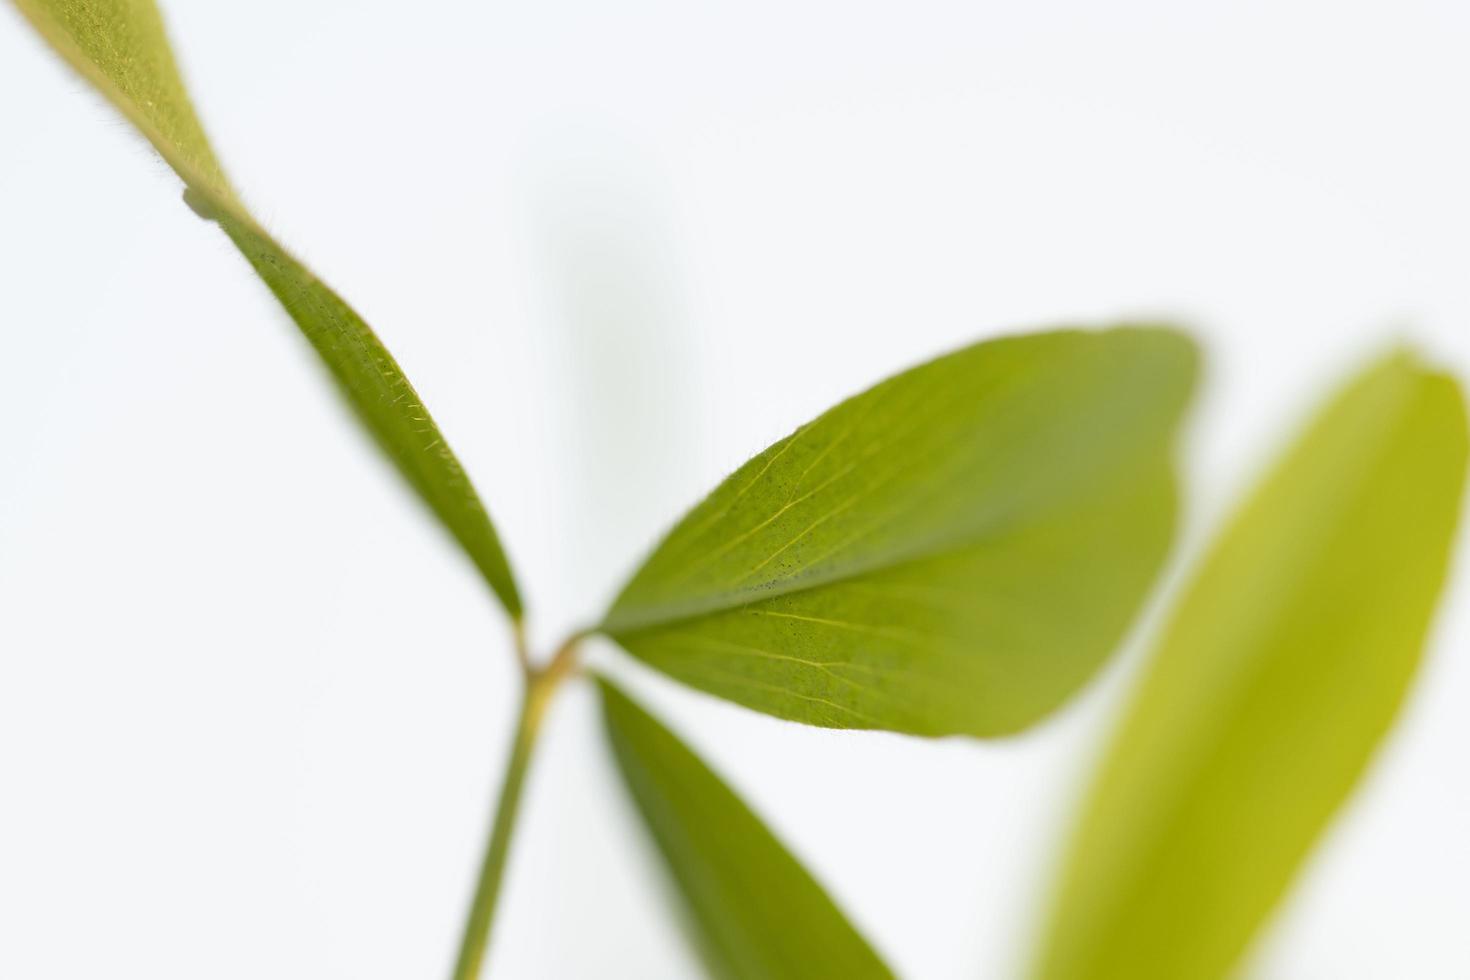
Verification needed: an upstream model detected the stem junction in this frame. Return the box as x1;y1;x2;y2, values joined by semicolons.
450;629;583;980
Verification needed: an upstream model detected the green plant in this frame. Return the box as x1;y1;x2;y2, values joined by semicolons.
8;2;1466;978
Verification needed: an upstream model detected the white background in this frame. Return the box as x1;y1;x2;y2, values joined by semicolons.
1;1;1467;977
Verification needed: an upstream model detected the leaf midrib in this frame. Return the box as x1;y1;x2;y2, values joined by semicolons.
599;455;1151;638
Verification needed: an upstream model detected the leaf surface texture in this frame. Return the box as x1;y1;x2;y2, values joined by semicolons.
604;327;1196;736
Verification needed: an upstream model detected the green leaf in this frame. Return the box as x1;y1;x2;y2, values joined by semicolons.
600;327;1196;737
212;212;522;616
1033;351;1468;980
10;0;232;201
11;0;523;617
597;676;894;980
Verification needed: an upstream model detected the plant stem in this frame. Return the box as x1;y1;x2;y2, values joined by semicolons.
451;637;581;980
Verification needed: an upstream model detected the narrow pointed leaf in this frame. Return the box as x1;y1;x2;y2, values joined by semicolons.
11;0;522;616
1034;352;1468;980
10;0;231;199
600;327;1196;736
597;677;894;980
213;211;522;615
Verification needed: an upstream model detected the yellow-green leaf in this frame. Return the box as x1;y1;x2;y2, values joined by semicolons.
1034;351;1468;980
600;327;1196;737
11;0;522;617
11;0;231;201
597;677;894;980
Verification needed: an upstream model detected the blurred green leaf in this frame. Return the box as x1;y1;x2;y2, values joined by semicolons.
11;0;523;617
1034;351;1468;980
597;676;894;980
601;327;1196;736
